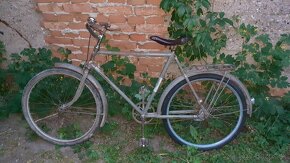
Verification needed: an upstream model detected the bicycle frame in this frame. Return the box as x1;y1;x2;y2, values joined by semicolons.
87;51;203;119
63;27;253;120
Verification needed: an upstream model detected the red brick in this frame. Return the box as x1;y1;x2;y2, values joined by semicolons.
35;0;70;3
68;22;86;30
96;14;108;22
97;6;133;15
146;16;164;24
136;64;148;71
73;39;97;46
63;3;93;13
113;34;129;40
138;57;165;65
42;14;75;22
73;14;90;21
90;0;105;2
95;55;108;63
109;15;126;23
135;7;165;16
115;23;135;32
146;0;161;6
38;3;63;12
63;33;80;38
108;40;137;51
129;34;146;41
79;31;90;38
43;22;67;30
127;0;146;5
138;42;167;50
62;46;81;52
69;54;88;61
45;36;73;45
71;0;89;3
127;16;145;24
80;46;94;54
136;24;167;33
58;14;75;21
147;71;160;78
50;31;63;37
42;14;58;21
108;0;126;3
148;64;163;72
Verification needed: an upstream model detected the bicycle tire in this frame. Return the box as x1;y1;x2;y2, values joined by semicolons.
22;68;103;145
161;73;247;150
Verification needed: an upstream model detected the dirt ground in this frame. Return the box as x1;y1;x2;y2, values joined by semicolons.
0;114;82;162
0;113;177;163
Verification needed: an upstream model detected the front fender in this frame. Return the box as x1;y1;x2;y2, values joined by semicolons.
54;63;108;127
157;71;253;116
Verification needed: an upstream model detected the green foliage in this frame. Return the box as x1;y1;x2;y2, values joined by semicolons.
161;0;232;61
72;140;99;161
0;41;6;63
57;47;71;60
0;47;66;119
160;0;290;156
126;148;162;163
94;55;157;119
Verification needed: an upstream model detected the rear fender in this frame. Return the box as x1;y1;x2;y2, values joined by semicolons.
157;71;253;116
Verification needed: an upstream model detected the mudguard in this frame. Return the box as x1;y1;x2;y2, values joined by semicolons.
157;71;253;117
54;63;108;127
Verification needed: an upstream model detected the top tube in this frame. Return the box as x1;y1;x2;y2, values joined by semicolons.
97;50;173;57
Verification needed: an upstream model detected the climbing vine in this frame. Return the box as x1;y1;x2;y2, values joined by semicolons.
160;0;290;152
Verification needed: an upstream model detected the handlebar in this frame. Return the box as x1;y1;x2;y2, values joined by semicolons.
86;17;120;39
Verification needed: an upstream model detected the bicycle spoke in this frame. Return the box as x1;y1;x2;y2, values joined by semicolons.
62;110;101;116
35;113;59;123
23;69;103;145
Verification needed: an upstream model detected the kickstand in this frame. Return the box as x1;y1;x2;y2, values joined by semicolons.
139;116;149;147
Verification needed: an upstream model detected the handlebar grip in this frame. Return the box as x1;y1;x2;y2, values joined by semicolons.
86;23;99;39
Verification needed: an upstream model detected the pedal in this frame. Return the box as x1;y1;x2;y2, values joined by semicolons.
139;137;149;147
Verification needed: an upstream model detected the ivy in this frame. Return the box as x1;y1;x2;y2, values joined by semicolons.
160;0;290;152
0;45;66;119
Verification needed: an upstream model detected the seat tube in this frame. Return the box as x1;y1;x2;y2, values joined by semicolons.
144;53;175;112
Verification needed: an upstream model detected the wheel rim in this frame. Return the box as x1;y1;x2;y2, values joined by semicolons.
165;77;244;149
25;71;101;144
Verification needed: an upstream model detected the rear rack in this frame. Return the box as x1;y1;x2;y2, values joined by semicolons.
185;64;235;72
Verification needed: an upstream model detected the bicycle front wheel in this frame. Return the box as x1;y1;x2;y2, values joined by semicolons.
22;68;103;145
161;73;247;150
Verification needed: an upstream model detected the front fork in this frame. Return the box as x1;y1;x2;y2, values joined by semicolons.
59;67;90;110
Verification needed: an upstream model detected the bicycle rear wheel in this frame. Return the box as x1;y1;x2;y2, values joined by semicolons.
161;73;246;150
22;68;103;145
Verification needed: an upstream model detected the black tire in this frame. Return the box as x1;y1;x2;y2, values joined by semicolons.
161;73;247;150
22;68;103;145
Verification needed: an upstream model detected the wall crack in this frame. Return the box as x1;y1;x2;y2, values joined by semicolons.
0;18;32;48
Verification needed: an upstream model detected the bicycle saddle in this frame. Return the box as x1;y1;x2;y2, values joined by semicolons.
150;36;190;46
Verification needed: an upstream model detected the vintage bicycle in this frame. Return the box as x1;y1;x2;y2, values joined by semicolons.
22;17;254;151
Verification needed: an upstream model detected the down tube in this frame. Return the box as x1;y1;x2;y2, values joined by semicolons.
90;63;143;114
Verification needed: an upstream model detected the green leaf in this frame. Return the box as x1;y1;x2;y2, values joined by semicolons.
177;5;186;17
101;61;115;72
224;18;233;26
201;0;210;9
219;12;225;18
256;34;270;44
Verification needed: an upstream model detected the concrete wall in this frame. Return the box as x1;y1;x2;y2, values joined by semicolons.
1;0;289;52
0;0;289;80
0;0;45;55
213;0;290;52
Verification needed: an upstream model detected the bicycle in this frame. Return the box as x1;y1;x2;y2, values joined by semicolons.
22;17;254;151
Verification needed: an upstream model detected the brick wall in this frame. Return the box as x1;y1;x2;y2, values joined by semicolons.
34;0;169;77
